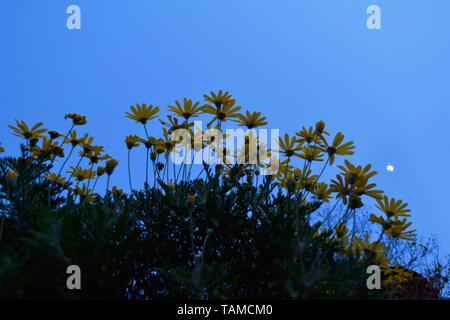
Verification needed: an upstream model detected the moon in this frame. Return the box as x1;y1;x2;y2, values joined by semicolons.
386;165;394;172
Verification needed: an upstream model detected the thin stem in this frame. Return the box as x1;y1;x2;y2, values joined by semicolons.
315;158;330;183
146;148;149;185
350;212;357;246
128;149;133;192
176;147;188;182
376;229;385;244
187;151;195;180
66;154;84;185
143;124;150;186
153;160;157;189
195;167;205;180
305;137;319;174
299;157;330;203
163;157;169;183
200;232;210;266
322;200;340;226
173;162;176;184
143;124;150;139
106;175;111;193
280;157;291;188
62;124;75;144
57;145;74;178
92;175;100;193
189;211;196;256
86;163;94;191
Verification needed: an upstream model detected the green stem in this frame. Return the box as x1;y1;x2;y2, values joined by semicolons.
143;124;150;139
86;163;94;191
146;148;149;185
57;146;74;178
66;154;84;185
173;162;176;184
92;175;100;193
163;157;169;183
106;175;111;193
187;152;195;180
62;124;75;144
280;157;291;188
128;149;133;192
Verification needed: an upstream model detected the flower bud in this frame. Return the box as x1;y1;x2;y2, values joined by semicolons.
186;194;196;205
48;131;61;139
315;120;325;134
106;159;119;175
7;170;18;182
97;166;106;177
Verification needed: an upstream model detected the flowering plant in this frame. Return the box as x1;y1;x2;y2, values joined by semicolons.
0;90;448;299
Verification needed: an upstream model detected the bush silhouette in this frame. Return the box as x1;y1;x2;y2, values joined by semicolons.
0;91;448;299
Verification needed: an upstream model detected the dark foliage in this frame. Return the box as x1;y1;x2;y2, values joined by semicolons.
0;152;384;299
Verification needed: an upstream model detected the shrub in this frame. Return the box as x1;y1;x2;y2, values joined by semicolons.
0;91;448;299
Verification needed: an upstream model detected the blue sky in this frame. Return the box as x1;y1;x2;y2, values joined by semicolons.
0;1;449;255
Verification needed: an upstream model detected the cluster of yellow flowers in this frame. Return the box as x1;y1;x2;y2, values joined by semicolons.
122;90;419;291
2;90;418;291
6;114;122;199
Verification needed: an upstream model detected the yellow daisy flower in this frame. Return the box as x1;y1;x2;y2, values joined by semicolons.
329;174;351;204
299;145;324;162
74;184;98;202
47;173;68;187
368;213;391;231
352;234;389;266
7;170;18;182
334;223;349;238
159;115;194;134
203;90;233;107
64;131;88;148
234;111;268;129
385;217;416;241
106;159;119;175
311;182;333;202
9;119;47;140
66;166;96;182
375;195;411;218
125;135;140;150
278;134;303;158
125;103;160;125
108;186;124;197
382;264;413;289
85;149;110;165
295;126;318;145
202;92;241;126
320;132;355;165
48;131;61;140
64;113;87;126
168;98;203;120
96;166;106;177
